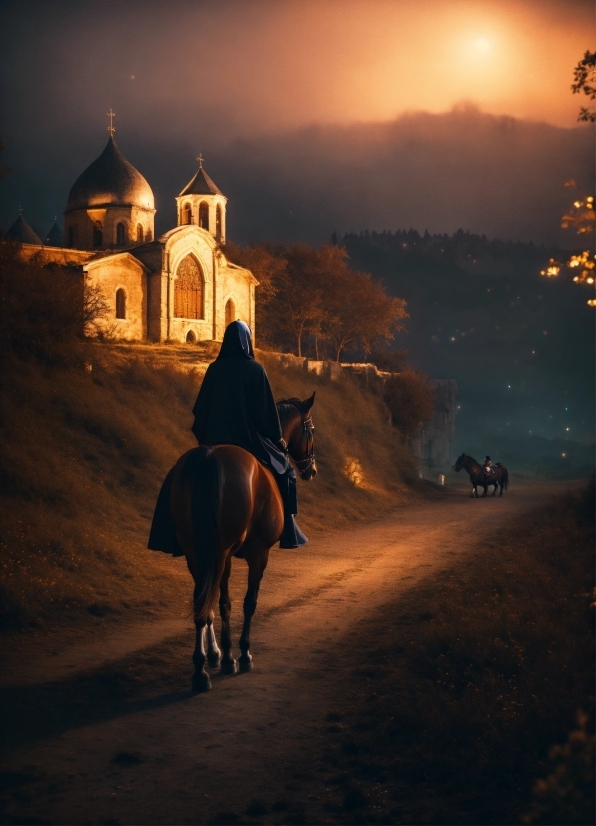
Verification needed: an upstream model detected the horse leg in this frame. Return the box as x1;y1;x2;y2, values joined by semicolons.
206;609;221;668
191;603;212;693
481;481;488;497
492;482;498;496
239;548;269;672
499;481;504;496
218;554;237;675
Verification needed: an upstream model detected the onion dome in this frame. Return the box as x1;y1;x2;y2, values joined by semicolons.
178;163;223;197
45;220;63;247
66;136;154;213
5;214;43;245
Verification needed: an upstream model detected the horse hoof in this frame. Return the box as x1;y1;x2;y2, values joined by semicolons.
239;654;253;672
208;653;221;668
192;672;212;693
220;658;238;675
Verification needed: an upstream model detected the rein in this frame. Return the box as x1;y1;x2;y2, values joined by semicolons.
288;409;316;473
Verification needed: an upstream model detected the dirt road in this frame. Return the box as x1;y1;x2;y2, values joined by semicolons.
0;482;571;824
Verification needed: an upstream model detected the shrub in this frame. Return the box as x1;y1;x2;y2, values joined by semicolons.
383;369;435;438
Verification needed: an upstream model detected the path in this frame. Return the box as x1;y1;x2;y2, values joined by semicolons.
0;482;570;824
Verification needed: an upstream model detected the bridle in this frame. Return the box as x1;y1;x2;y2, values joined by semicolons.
290;411;316;476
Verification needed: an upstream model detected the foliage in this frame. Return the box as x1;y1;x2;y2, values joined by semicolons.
524;711;595;825
539;182;596;306
225;241;407;359
0;241;111;363
571;50;596;122
383;369;435;438
316;487;595;824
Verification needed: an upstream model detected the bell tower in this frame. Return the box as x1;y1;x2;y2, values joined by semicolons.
176;154;227;244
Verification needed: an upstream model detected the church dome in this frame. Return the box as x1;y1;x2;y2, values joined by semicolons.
5;214;42;245
66;136;154;213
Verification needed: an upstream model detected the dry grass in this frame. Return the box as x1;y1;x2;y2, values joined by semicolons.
310;484;595;824
0;346;416;632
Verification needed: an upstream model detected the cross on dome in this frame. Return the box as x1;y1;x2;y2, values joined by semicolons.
197;153;204;169
107;109;116;135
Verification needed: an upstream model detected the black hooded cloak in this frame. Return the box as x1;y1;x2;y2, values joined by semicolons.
190;322;288;475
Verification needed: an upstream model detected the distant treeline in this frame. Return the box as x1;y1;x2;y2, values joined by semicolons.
340;228;564;278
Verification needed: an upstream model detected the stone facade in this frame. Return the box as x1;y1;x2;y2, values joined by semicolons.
65;204;155;252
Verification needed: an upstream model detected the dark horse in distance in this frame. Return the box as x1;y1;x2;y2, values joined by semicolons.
169;394;316;692
454;453;509;498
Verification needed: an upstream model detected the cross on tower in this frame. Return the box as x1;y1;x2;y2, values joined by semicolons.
197;153;204;169
107;109;116;135
18;203;23;216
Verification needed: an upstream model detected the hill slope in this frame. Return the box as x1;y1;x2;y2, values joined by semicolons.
0;346;416;631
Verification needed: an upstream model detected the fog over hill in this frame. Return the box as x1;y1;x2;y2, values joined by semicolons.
1;108;592;247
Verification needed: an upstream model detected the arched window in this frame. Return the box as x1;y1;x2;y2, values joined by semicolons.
186;330;196;344
225;298;236;327
136;224;144;243
116;288;126;319
116;223;125;245
183;203;192;225
198;201;209;230
174;255;204;319
68;226;74;248
93;221;103;248
146;228;152;242
215;204;222;240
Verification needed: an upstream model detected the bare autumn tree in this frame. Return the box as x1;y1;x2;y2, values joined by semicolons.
223;241;286;346
224;241;407;358
0;242;111;362
320;252;408;361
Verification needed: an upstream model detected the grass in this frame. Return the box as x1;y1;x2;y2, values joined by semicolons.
0;345;416;632
309;482;595;824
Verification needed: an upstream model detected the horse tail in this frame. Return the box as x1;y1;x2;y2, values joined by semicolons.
496;464;509;489
183;446;224;622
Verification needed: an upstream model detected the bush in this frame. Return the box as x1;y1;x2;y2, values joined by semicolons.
383;369;435;438
0;241;109;364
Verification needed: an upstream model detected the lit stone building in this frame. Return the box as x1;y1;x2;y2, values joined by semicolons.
11;129;256;344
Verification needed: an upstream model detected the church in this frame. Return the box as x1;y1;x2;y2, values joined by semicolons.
6;122;257;344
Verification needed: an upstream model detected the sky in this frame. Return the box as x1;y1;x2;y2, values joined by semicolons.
0;0;594;454
0;0;593;238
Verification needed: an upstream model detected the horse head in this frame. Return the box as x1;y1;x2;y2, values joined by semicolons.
453;453;466;472
278;393;317;481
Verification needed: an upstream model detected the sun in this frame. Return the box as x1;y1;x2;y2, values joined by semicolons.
474;37;491;54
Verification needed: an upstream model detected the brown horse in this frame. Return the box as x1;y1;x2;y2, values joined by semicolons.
169;393;316;692
453;453;509;498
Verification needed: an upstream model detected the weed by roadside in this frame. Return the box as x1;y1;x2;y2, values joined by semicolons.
314;484;595;824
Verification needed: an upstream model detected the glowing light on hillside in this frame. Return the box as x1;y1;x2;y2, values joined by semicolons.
474;38;491;53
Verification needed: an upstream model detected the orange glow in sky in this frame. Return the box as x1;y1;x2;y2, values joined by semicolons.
111;0;591;134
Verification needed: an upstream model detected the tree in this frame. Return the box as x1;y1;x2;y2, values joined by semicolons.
572;50;596;122
538;53;596;306
540;181;595;306
383;370;435;439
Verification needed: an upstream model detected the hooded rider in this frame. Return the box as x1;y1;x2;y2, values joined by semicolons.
483;455;492;476
191;321;306;549
148;321;307;554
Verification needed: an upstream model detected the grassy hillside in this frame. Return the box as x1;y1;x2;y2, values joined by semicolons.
0;345;416;631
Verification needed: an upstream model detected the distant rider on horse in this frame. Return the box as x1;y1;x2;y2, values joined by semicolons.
482;455;493;477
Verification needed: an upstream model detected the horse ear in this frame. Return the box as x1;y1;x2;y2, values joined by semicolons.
303;391;316;412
